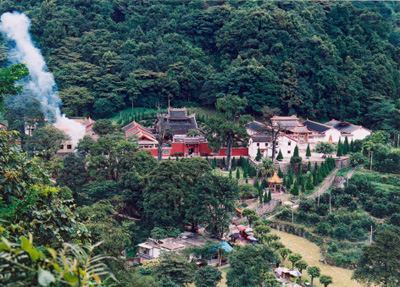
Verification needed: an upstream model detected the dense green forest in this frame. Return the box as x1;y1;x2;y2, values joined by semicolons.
1;0;400;133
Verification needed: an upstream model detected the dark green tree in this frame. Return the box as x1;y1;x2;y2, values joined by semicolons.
276;149;283;161
194;266;222;287
205;94;251;170
319;275;333;287
337;139;343;157
343;137;349;155
27;125;68;161
307;266;321;287
306;144;311;157
353;231;400;287
255;148;262;161
295;260;308;274
315;142;335;156
227;245;278;287
212;157;217;169
152;252;194;286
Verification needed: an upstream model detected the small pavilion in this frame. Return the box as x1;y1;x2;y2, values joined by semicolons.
268;172;283;193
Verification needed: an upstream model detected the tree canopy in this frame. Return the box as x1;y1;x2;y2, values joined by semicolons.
1;1;398;134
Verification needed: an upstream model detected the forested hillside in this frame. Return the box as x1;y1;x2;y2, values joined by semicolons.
1;0;400;131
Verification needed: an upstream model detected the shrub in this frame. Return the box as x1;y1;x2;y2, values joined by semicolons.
316;222;331;236
371;203;388;218
333;223;349;240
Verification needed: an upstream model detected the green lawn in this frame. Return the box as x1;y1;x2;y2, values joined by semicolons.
108;107;164;123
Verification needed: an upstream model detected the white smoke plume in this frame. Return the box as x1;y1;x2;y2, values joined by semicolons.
0;11;85;146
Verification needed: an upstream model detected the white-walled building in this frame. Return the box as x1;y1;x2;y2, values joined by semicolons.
249;132;298;159
303;119;342;145
324;119;372;142
248;118;372;161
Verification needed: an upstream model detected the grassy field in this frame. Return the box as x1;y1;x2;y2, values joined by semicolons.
108;107;164;123
271;229;360;287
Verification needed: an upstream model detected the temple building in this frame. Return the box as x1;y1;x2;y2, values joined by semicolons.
155;108;198;136
303;119;342;144
324;119;372;141
122;121;158;149
271;115;311;143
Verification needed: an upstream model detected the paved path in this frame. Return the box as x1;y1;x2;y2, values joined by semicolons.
337;167;356;188
306;168;339;201
267;168;339;220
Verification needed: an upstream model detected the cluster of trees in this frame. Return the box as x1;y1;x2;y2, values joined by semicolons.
55;119;241;240
279;156;336;196
277;169;400;270
1;1;400;135
0;130;138;286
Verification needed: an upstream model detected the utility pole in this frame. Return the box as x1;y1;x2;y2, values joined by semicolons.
370;151;373;171
370;225;373;244
292;207;294;224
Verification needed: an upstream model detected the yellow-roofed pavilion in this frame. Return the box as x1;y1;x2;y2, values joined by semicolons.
268;171;283;193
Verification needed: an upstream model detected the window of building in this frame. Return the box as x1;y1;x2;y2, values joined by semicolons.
288;150;291;154
265;143;268;147
257;143;260;147
162;149;170;155
59;145;64;150
288;142;291;146
67;145;72;149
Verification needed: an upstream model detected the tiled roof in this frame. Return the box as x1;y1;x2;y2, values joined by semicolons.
0;121;7;127
122;121;137;132
325;119;360;133
303;120;331;133
252;131;273;142
288;126;311;133
268;172;283;184
123;121;157;141
168;109;188;119
252;136;273;142
161;117;197;134
246;121;266;131
271;116;302;130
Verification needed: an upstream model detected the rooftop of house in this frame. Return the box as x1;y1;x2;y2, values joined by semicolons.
288;126;311;133
246;121;266;132
251;132;273;143
0;120;7;128
271;115;303;130
139;232;218;251
123;121;157;142
303;119;331;133
325;119;361;133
